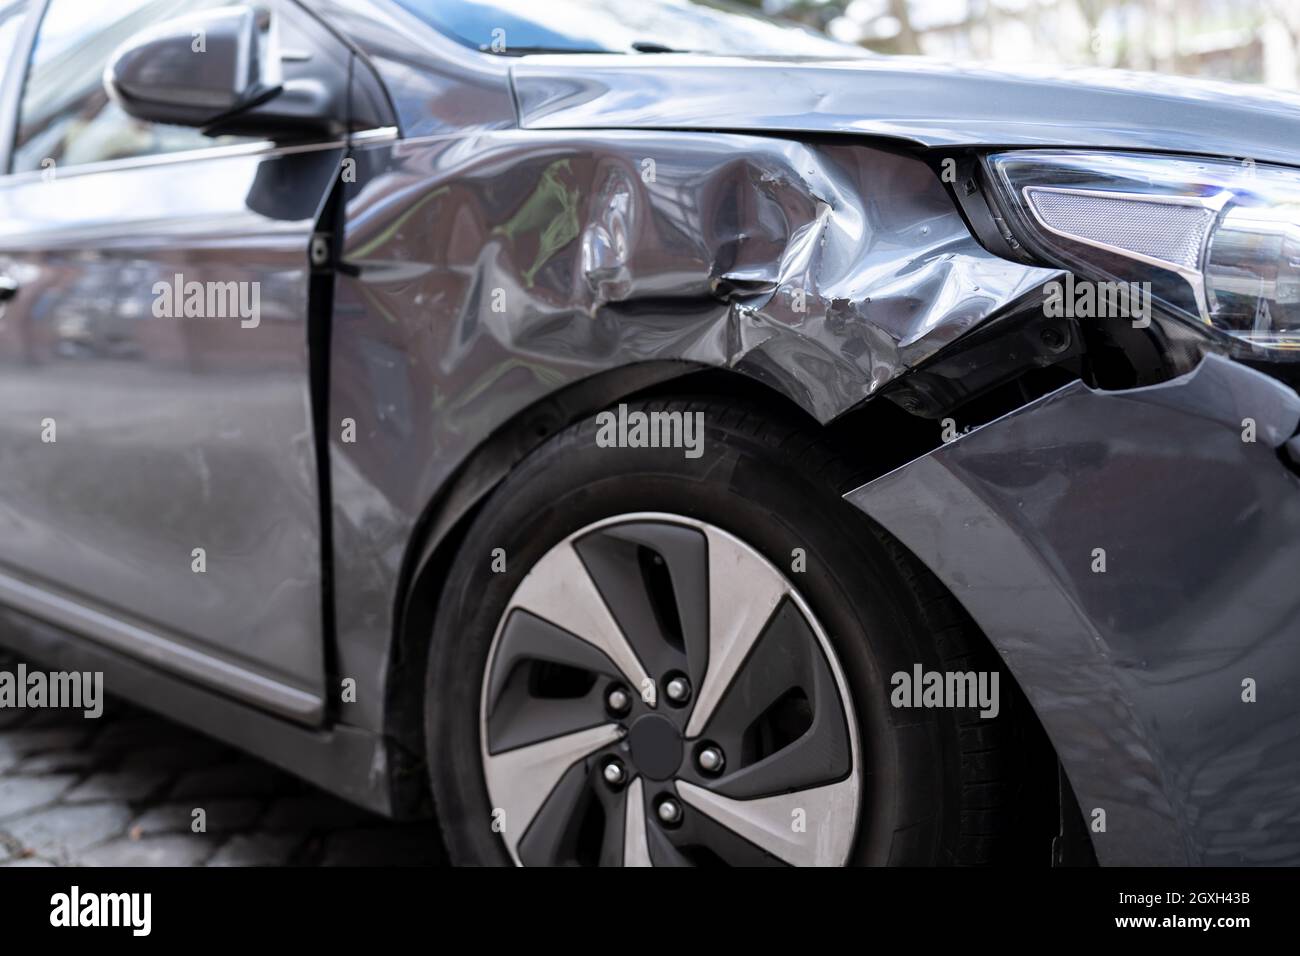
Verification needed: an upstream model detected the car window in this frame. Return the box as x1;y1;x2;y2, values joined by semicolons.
10;0;258;174
394;0;863;57
0;0;27;67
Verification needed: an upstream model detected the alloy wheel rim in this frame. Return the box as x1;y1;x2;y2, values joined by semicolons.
479;512;862;866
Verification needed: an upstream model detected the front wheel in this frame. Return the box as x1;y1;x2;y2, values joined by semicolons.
425;397;1018;866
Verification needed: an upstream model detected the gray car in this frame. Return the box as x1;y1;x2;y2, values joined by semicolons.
0;0;1298;867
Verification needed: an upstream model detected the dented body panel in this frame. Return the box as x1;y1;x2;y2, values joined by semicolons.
0;0;1298;855
328;131;1054;731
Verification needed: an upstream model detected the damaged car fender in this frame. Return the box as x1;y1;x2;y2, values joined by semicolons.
329;129;1054;728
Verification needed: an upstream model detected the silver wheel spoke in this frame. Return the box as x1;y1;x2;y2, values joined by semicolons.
484;723;624;860
482;512;862;867
684;526;789;738
622;777;652;866
677;777;858;867
509;540;652;695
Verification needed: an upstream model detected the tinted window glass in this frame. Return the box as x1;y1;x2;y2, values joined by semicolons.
394;0;860;57
0;0;27;68
11;0;254;173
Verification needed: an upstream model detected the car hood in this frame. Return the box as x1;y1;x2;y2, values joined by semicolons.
511;53;1300;167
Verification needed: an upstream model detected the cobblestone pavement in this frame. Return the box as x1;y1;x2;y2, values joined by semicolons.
0;653;447;866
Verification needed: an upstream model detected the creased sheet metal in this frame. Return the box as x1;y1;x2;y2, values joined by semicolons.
343;130;1052;421
329;130;1052;730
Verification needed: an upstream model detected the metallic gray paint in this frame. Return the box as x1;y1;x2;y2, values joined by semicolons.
512;54;1300;168
0;0;1296;860
0;566;321;720
0;601;393;813
311;0;517;137
0;143;342;722
846;353;1300;865
327;130;1053;733
329;0;1300;170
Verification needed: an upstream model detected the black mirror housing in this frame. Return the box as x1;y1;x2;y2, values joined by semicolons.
106;6;281;131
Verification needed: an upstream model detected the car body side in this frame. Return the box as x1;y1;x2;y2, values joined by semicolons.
0;0;1298;865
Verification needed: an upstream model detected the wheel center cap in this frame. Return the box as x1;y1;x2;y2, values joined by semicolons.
628;714;682;780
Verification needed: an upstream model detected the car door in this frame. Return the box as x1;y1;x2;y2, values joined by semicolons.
0;0;357;723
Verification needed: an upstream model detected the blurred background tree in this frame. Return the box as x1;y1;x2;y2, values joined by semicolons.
733;0;1300;89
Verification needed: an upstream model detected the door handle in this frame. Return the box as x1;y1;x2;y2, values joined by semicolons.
0;275;17;301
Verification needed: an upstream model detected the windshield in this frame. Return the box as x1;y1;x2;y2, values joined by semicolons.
391;0;863;57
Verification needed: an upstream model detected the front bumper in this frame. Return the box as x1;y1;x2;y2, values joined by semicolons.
846;353;1300;865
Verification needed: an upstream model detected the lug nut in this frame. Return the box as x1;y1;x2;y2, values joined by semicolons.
606;686;631;715
665;675;691;704
602;760;627;786
656;798;683;825
697;745;725;774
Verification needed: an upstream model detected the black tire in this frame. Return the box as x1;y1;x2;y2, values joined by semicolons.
425;395;1019;866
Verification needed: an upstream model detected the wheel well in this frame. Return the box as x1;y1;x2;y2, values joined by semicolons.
385;365;1088;861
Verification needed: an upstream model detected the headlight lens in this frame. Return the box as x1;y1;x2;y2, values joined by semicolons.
985;150;1300;357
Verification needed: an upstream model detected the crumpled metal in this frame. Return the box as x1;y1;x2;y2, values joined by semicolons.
326;129;1055;735
341;130;1054;424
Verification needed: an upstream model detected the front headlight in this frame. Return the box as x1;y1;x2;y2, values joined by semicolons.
984;150;1300;357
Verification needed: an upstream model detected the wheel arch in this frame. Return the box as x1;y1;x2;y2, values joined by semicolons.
382;360;709;814
383;362;1079;862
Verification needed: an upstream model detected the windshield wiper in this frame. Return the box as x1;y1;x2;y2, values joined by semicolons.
479;45;609;56
479;41;691;56
631;41;687;53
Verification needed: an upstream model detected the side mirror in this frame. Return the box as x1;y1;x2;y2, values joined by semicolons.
105;7;280;129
